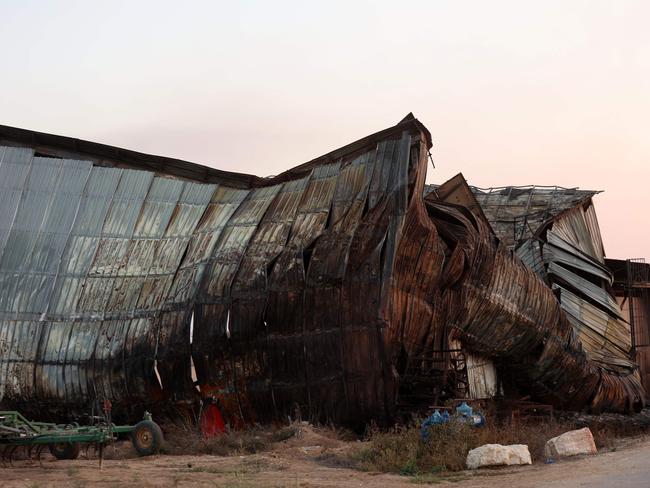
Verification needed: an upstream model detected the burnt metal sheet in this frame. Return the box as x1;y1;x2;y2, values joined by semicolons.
548;262;623;319
551;204;606;263
466;184;599;250
515;239;546;279
466;352;498;399
555;285;631;359
0;114;643;423
545;231;613;284
425;175;643;413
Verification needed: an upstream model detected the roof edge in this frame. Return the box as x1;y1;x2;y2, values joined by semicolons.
0;113;431;189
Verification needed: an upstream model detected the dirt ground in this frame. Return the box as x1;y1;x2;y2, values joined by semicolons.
2;428;649;488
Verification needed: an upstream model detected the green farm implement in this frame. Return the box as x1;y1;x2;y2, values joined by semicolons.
0;409;163;466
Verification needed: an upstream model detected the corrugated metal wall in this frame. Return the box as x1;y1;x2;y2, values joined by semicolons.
0;126;424;423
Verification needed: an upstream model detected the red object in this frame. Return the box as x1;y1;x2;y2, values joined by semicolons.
200;403;226;437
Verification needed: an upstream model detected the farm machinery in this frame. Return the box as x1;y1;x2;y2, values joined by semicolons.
0;404;163;466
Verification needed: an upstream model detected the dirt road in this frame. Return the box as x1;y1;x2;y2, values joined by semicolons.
2;435;649;487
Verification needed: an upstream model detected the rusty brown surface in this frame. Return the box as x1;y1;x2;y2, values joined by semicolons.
0;116;643;426
422;186;643;412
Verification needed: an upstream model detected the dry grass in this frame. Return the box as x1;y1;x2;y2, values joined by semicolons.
354;416;633;475
161;422;300;456
157;410;646;478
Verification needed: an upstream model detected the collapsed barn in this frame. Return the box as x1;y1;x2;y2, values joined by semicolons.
0;115;644;427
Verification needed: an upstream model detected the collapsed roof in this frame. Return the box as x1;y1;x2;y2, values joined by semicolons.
0;116;643;424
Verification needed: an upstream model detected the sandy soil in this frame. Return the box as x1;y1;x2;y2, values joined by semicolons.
2;429;649;487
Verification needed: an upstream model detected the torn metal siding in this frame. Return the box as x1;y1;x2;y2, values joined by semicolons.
543;232;612;285
423;194;643;412
467;185;599;250
435;177;639;408
556;286;633;366
0;116;644;424
466;353;498;399
550;204;606;263
0;117;433;423
547;262;623;318
0;146;219;416
515;239;546;279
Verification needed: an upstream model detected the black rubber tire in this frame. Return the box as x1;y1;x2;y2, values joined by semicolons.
131;419;163;456
49;442;81;460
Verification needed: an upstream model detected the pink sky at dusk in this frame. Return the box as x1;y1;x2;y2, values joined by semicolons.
1;1;648;259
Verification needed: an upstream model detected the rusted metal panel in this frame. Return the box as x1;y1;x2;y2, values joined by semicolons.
466;352;498;399
468;185;599;250
548;262;622;318
425;176;644;413
556;285;631;356
544;231;612;284
515;239;546;279
0;114;643;424
551;204;605;263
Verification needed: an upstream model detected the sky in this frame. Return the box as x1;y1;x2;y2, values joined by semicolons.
1;0;648;259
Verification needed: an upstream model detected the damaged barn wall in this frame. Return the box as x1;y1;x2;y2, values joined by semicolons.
0;117;645;425
422;195;643;412
464;184;639;397
0;118;431;423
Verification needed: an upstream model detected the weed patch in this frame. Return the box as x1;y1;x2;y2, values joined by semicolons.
355;417;606;475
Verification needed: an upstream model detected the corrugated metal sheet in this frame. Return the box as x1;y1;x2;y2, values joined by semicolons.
548;262;622;318
467;185;598;250
0;116;437;423
515;239;546;278
0;151;220;415
466;352;498;399
544;231;612;284
551;204;606;263
424;175;644;413
556;285;631;360
0;115;643;423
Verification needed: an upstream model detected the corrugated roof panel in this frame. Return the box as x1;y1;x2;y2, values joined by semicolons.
548;262;622;318
265;177;309;221
515;239;546;278
2;321;43;402
71;169;122;236
550;205;604;264
0;153;33;255
330;150;374;227
15;274;51;314
68;321;99;400
102;170;153;237
557;285;632;358
166;186;249;304
27;160;91;274
228;180;311;335
469;185;598;249
76;276;115;317
203;186;282;299
0;321;19;400
1;146;32;164
368;140;398;209
162;182;216;239
120;239;156;276
584;203;606;262
288;163;340;248
133;178;184;238
543;239;612;284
